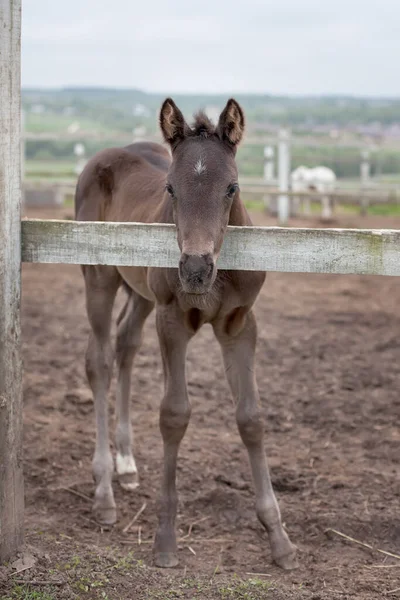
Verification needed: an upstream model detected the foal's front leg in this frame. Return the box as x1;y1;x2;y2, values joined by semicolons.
214;310;298;570
153;304;193;568
84;266;120;525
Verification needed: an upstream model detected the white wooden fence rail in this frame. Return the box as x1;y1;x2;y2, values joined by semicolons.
22;219;400;277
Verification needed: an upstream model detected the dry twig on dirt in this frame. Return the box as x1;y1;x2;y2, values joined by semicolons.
14;580;66;587
180;516;210;540
326;528;400;561
55;486;92;503
386;587;400;595
122;502;147;534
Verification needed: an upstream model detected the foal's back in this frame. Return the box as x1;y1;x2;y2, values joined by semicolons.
75;141;171;224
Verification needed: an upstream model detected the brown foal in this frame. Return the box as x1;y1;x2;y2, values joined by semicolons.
75;98;297;570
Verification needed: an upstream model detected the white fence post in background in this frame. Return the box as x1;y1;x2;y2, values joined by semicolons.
360;149;371;216
278;129;291;225
263;145;275;213
0;0;24;563
74;143;87;176
360;149;371;186
321;194;332;220
263;145;275;181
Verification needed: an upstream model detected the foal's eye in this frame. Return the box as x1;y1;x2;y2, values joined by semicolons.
166;183;175;198
226;184;239;199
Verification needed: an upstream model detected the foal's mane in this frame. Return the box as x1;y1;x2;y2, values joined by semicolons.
187;111;216;139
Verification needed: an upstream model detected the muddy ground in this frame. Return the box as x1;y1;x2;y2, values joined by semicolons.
1;207;400;600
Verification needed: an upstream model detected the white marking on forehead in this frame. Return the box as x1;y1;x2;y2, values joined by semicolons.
194;157;206;176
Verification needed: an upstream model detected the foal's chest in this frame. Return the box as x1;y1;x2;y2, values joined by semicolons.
117;266;156;302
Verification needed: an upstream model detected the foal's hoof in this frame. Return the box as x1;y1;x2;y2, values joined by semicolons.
93;505;117;527
154;552;179;569
273;547;299;571
118;471;139;492
116;454;139;492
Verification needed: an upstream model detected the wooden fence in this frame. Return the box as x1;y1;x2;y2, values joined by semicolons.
1;0;400;563
22;179;400;216
22;219;400;276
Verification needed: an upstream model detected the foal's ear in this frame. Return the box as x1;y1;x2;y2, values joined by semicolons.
159;98;188;149
217;99;245;149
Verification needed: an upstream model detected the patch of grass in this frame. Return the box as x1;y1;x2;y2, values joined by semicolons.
106;551;137;573
146;576;274;600
25;160;76;180
3;576;276;600
244;195;400;219
243;198;264;212
368;203;400;216
26;113;112;135
2;585;57;600
1;531;289;600
219;577;274;599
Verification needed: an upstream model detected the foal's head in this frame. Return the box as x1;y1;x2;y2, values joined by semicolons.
160;98;245;295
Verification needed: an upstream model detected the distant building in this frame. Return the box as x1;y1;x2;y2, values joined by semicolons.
67;122;80;134
133;125;147;140
63;106;76;116
133;104;151;118
30;104;45;114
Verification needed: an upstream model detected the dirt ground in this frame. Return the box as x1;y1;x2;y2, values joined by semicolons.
1;207;400;600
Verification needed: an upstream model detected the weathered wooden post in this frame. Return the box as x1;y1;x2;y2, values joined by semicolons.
277;129;291;225
360;149;370;216
0;0;24;563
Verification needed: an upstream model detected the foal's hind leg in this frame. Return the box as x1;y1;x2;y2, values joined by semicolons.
84;265;120;525
115;289;154;490
213;310;298;570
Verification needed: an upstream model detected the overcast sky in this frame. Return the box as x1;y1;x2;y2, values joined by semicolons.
21;0;400;96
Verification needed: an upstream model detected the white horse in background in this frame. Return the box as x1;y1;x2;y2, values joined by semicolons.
291;166;337;219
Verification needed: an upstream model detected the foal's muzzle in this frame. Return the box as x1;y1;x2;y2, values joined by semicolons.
179;253;215;294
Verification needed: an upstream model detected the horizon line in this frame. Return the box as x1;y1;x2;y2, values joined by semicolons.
21;86;400;101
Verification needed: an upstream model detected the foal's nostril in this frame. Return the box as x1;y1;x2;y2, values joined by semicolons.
179;253;214;286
